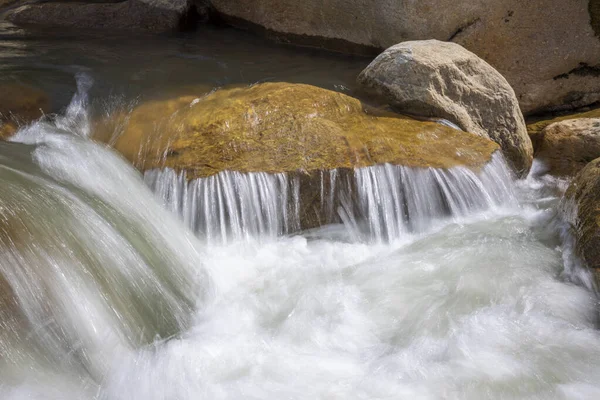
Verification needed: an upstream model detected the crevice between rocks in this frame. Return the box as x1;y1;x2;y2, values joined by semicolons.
590;0;600;38
554;63;600;80
447;18;481;42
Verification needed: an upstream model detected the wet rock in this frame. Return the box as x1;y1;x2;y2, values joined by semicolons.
357;40;532;176
535;118;600;177
5;0;201;33
103;82;498;178
210;0;600;115
100;82;500;230
561;157;600;286
0;83;50;140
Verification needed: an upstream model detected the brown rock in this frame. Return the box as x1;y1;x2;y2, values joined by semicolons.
0;83;50;139
535;118;600;177
561;157;600;286
357;40;532;176
98;82;499;230
527;107;600;152
210;0;600;115
101;82;499;179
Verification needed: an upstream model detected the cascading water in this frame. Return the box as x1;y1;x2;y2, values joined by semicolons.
145;154;516;243
1;75;600;400
145;169;300;242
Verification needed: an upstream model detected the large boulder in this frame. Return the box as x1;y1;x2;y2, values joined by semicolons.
357;40;532;176
98;82;500;229
0;83;50;139
4;0;200;33
209;0;600;115
104;82;497;177
535;118;600;177
561;158;600;286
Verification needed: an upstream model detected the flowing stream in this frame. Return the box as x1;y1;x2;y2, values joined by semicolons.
1;25;600;400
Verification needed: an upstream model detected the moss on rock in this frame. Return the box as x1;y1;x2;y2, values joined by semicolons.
104;82;498;179
535;118;600;177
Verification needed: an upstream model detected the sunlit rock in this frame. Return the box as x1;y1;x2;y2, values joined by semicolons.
358;40;532;176
527;107;600;153
105;82;498;177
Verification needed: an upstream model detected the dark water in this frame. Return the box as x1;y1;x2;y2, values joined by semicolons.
0;21;367;113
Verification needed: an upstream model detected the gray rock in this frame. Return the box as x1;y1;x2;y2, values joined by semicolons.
357;40;533;176
5;0;198;33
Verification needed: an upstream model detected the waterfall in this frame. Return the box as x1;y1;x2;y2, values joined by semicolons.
144;169;300;242
2;74;599;400
0;109;211;391
145;153;516;242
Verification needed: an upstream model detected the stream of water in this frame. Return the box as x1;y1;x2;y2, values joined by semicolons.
1;24;600;400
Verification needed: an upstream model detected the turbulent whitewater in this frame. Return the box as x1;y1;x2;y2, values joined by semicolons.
1;79;600;400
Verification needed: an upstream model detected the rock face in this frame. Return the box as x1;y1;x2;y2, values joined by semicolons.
210;0;600;115
103;82;498;178
562;158;600;285
4;0;199;33
357;40;532;176
535;118;600;177
0;83;50;139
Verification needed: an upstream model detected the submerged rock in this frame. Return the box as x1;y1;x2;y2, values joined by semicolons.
0;83;50;139
210;0;600;115
535;118;600;177
357;40;532;176
561;157;600;286
104;82;498;178
4;0;200;33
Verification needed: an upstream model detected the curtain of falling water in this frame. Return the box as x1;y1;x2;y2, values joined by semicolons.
144;154;516;243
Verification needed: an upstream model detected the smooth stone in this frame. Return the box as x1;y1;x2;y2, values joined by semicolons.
535;118;600;177
357;40;532;176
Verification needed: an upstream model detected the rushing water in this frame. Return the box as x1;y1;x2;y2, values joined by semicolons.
145;154;516;243
1;25;600;400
